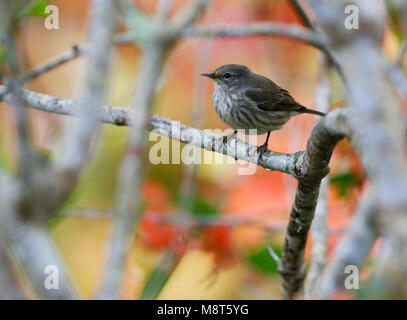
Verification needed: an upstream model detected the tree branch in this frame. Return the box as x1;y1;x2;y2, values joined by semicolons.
182;22;327;49
279;107;350;299
304;56;332;298
0;85;304;176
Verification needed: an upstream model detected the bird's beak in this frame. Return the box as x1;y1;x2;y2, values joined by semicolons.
200;72;216;79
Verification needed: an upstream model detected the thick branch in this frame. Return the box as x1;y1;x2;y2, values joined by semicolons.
304;58;332;298
279;108;350;299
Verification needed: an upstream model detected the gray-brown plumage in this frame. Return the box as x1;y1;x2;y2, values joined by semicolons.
201;64;325;153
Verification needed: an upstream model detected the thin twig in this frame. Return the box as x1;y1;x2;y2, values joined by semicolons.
182;22;326;49
22;22;328;85
289;0;314;29
267;246;282;267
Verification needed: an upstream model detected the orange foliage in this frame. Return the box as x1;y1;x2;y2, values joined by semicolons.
139;180;175;250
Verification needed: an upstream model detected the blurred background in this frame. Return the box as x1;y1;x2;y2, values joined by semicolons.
1;0;403;299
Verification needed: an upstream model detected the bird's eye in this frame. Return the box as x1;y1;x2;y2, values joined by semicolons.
223;73;231;79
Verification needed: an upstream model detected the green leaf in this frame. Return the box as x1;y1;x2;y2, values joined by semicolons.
18;0;49;19
246;245;282;275
330;171;361;198
0;46;6;75
140;251;178;299
192;198;219;216
386;1;406;41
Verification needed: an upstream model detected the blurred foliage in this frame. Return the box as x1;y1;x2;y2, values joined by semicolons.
246;244;282;275
192;197;219;215
18;0;50;21
386;1;406;41
0;46;6;75
140;250;178;300
330;171;362;198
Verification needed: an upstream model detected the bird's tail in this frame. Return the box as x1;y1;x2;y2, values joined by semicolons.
297;104;326;117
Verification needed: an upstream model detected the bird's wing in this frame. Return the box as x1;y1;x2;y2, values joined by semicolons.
245;79;303;113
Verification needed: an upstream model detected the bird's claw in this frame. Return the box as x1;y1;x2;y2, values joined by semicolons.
221;131;237;145
257;143;268;159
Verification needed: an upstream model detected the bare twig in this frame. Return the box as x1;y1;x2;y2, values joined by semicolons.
289;0;314;29
182;22;326;49
267;246;282;267
22;21;328;85
21;45;82;84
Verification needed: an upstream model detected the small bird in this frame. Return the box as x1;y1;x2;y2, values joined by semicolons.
201;64;325;155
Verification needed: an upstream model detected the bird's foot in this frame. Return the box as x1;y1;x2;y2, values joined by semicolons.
221;131;237;144
257;143;268;159
218;131;238;160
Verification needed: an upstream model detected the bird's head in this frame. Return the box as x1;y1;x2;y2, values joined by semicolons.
201;64;250;89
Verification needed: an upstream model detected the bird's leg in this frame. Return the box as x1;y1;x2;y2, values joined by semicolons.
222;130;237;144
219;130;238;160
257;131;271;158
